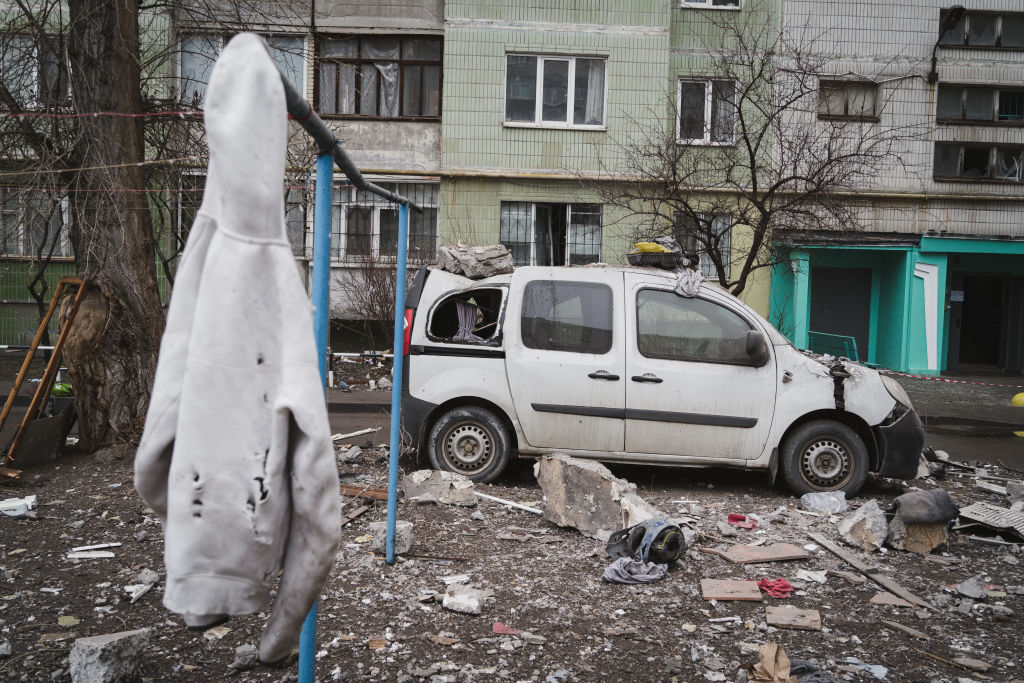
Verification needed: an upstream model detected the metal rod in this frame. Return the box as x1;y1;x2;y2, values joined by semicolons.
279;72;423;213
386;203;409;565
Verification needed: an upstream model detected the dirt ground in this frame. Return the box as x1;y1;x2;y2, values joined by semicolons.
2;439;1023;682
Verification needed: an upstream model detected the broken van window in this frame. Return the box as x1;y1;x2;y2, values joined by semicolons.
428;288;504;343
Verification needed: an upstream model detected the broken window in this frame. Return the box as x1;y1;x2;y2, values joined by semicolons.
678;78;736;143
504;54;606;127
521;281;612;354
817;80;878;121
428;288;504;344
933;142;1023;183
938;10;1024;49
499;202;602;267
936;85;1024;123
318;35;441;119
636;289;752;365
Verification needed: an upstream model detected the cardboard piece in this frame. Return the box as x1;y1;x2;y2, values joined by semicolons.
720;543;810;564
700;579;763;601
765;606;821;631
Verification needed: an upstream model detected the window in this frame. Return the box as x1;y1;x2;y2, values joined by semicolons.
330;182;438;261
818;81;879;121
934;142;1023;182
938;10;1024;49
636;289;752;365
505;55;606;127
180;33;305;106
678;79;736;144
936;85;1023;124
681;0;740;7
521;280;612;354
499;202;602;267
672;213;731;279
428;288;504;344
0;36;69;108
318;36;441;118
0;189;71;258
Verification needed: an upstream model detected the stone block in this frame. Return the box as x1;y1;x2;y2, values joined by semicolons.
442;584;483;615
369;520;413;554
402;469;476;506
887;516;948;554
533;453;666;542
837;500;888;552
69;628;150;683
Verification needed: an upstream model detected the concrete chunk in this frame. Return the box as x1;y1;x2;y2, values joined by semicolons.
887;516;948;554
69;628;150;683
437;244;514;279
403;470;477;506
442;584;484;615
533;453;666;541
369;520;413;554
838;500;888;552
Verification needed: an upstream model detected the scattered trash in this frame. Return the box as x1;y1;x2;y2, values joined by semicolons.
124;568;160;603
794;569;828;584
0;639;10;658
603;558;669;584
743;643;797;683
337;446;363;465
700;579;762;601
353;534;372;544
332;428;380;441
766;605;821;630
492;622;521;635
727;513;758;529
976;480;1007;495
701;543;809;564
0;494;37;517
475;492;543;515
203;626;231;641
800;491;847;515
403;470;476;506
605;519;685;563
534;453;666;541
843;657;888;680
838;500;888;552
70;542;122;552
57;616;79;627
229;643;258;670
67;551;116;560
788;657;837;682
425;634;460;646
369;520;413;554
339;484;389;501
956;502;1024;543
69;628;151;683
756;578;794;598
879;619;927;640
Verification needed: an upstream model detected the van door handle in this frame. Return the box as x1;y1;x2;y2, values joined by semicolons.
631;373;663;383
588;370;620;381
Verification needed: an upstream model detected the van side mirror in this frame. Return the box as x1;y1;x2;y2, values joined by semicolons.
745;330;770;367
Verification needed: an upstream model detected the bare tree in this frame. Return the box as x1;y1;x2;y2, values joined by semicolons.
592;5;918;297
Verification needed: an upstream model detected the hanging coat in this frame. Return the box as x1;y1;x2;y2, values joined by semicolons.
134;33;341;664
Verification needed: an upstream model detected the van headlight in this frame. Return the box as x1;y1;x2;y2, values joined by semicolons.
880;375;913;410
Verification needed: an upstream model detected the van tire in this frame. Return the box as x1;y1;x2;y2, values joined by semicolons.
780;420;868;496
427;406;510;483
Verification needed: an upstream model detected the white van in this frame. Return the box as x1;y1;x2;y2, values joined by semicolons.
400;265;923;496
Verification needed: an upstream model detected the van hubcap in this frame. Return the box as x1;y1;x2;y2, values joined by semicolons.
442;422;492;472
800;438;851;489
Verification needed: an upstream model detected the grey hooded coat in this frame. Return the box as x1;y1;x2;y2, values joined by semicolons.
134;33;341;663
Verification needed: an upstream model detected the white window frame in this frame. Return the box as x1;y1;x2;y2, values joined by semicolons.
681;0;741;10
179;33;306;105
499;202;602;266
332;181;439;262
503;54;608;130
676;78;737;145
0;190;71;259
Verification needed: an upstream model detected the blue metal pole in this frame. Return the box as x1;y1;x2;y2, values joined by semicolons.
385;203;409;565
299;152;334;683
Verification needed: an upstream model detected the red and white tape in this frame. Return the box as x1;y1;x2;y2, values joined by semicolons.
879;369;1024;389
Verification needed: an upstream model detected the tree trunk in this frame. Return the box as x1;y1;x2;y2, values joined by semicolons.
64;0;164;449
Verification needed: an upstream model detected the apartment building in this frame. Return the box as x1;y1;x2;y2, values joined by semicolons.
769;1;1024;374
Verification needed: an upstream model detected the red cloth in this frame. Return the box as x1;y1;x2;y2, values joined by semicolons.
757;578;794;598
493;622;521;635
727;513;758;529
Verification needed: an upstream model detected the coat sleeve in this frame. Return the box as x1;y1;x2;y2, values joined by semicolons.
258;383;341;663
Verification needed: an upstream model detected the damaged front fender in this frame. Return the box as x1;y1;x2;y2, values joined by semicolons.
875;407;925;479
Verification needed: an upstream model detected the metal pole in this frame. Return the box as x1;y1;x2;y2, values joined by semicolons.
385;203;409;565
298;152;334;683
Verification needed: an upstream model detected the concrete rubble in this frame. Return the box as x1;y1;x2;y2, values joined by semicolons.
437;243;514;279
442;584;486;615
533;452;666;541
887;516;948;554
837;500;888;551
369;520;414;554
68;628;150;683
228;643;258;670
402;469;477;506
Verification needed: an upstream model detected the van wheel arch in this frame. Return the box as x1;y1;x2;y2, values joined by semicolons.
778;410;880;492
419;397;519;454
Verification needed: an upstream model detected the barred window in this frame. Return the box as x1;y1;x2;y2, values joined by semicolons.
673;213;732;280
331;182;439;261
499;202;602;267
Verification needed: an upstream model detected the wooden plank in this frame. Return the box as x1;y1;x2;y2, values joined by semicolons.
765;606;821;631
339;484;388;501
340;504;370;526
870;592;914;608
720;543;809;564
700;579;763;601
881;620;927;640
808;532;936;611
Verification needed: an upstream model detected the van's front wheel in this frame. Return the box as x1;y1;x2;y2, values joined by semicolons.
427;406;510;483
780;420;868;496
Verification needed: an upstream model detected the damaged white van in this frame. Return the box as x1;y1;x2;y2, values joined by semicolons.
400;265;923;496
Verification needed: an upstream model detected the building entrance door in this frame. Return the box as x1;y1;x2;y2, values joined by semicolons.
809;267;872;362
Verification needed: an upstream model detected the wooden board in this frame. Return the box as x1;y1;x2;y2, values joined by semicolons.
720;543;810;564
339;484;388;501
870;592;914;608
700;579;763;601
765;606;821;631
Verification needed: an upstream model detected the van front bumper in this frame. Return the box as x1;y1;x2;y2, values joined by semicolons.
875;408;925;479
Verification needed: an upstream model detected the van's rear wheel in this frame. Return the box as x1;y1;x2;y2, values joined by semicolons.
780;420;868;496
427;406;510;483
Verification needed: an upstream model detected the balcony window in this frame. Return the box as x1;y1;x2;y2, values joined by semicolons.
505;55;606;128
938;10;1024;49
934;142;1023;182
936;85;1024;124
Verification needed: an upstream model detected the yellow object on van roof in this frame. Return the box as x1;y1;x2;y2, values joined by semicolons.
633;241;671;254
